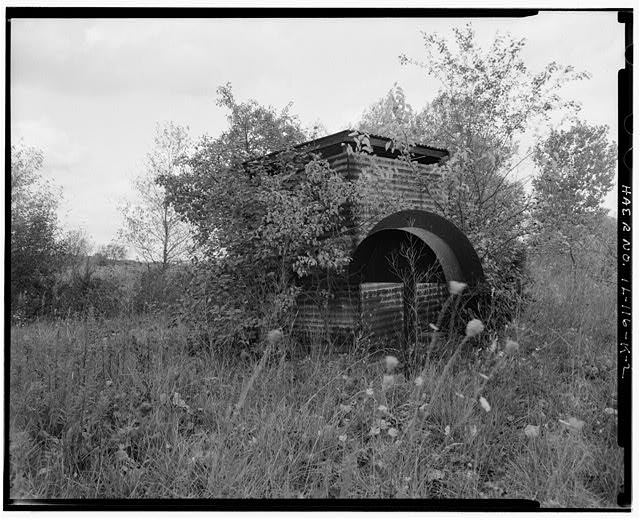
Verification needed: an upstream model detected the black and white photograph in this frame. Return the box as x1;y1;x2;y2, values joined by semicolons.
6;6;631;510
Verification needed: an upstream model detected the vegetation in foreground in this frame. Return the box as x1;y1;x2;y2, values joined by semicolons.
9;24;621;507
9;260;621;505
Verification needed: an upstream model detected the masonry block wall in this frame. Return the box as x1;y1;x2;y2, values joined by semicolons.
283;132;453;342
360;282;405;340
415;283;450;328
325;151;444;246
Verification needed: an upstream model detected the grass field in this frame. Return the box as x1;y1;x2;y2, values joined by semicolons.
8;262;622;505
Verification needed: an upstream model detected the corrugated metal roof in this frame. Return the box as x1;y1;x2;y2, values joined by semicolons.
243;129;449;168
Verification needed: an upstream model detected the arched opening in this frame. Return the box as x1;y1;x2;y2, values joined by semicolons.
349;210;485;346
350;227;465;285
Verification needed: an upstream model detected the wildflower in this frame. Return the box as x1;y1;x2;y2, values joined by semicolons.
505;339;520;355
365;388;374;397
478;397;491;413
469;425;478;438
338;434;348;443
106;380;113;387
382;374;394;391
427;469;444;481
377;404;388;413
414;376;425;387
387;428;399;438
466;319;484;338
524;424;540;439
369;426;381;436
384;355;399;372
488;338;498;353
604;407;616;416
444;425;451;436
560;417;585;431
172;392;187;408
378;419;388;429
115;447;129;462
449;280;468;295
339;404;352;413
267;329;283;345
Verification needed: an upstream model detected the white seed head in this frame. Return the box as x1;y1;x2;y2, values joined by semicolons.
478;396;491;413
505;339;520;355
384;355;399;372
266;329;283;345
382;374;394;391
414;376;425;387
465;319;485;338
449;280;468;295
566;417;585;431
524;424;540;438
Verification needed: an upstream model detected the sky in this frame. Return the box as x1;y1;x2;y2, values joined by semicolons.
10;11;625;249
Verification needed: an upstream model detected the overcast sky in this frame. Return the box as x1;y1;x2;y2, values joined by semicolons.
11;11;624;249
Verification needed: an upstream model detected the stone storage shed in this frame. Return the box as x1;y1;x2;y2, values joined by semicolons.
245;130;484;344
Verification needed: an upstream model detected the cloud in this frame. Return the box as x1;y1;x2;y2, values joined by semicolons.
12;118;86;171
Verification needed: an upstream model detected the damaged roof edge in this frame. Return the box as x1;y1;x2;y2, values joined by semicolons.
242;129;450;169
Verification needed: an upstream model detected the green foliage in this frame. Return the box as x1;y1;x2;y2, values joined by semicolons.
530;121;616;276
214;82;308;167
162;86;370;350
9;288;621;503
359;83;421;148
95;242;127;265
10;144;65;319
358;24;592;321
119;122;194;269
395;25;589;284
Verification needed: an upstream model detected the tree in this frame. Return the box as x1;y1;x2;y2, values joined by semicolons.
531;121;616;283
161;86;377;347
10;143;64;317
379;24;589;294
360;83;421;146
119;122;194;270
214;82;308;167
161;84;309;253
96;241;127;263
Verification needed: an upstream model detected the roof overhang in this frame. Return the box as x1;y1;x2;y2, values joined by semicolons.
242;129;449;171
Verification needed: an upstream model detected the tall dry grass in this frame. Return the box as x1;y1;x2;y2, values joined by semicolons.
8;256;622;504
